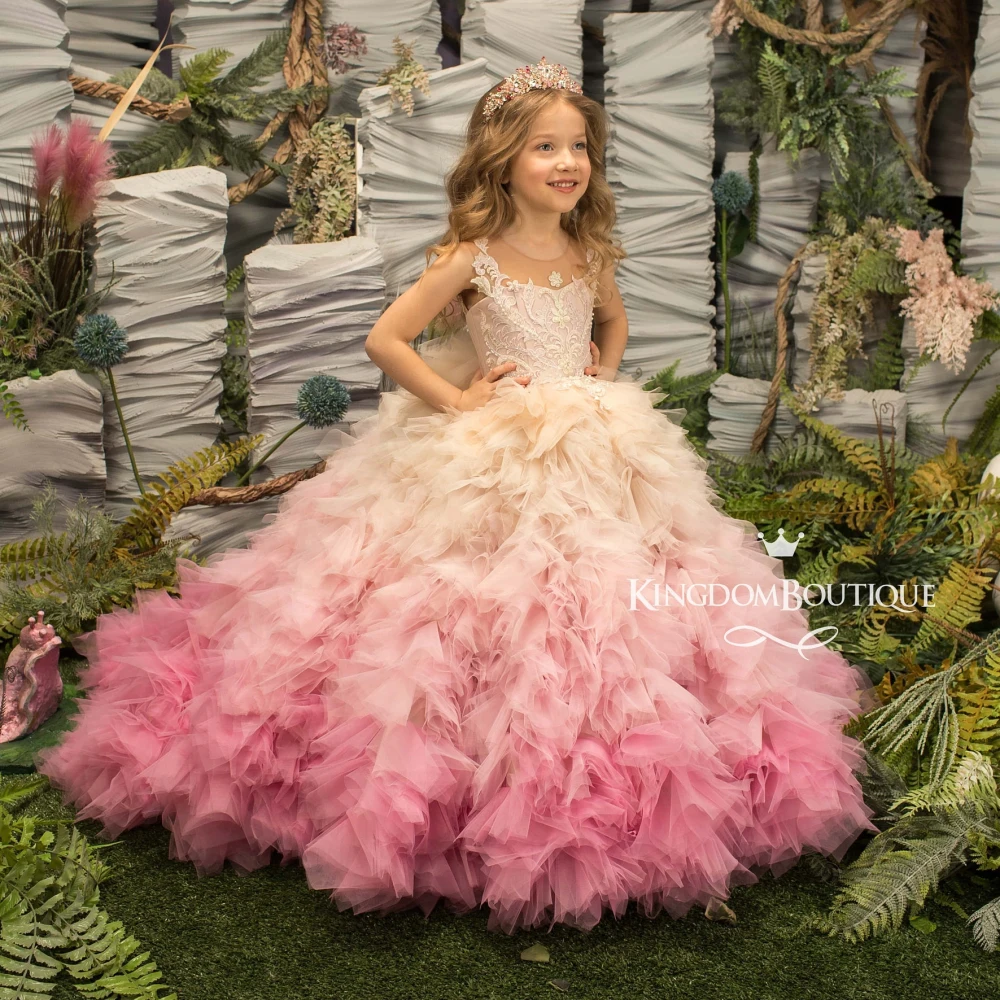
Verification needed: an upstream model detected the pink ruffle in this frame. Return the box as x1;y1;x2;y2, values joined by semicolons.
38;374;879;933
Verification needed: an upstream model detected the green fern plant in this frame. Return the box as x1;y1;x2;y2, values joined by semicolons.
798;628;1000;949
0;774;177;999
813;118;951;236
0;435;261;657
723;34;915;180
722;393;1000;680
109;29;328;178
642;359;723;455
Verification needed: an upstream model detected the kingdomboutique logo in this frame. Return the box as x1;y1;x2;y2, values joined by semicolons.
627;525;938;654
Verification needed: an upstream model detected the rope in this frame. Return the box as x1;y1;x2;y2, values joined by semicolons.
749;244;812;454
729;0;917;64
69;73;192;122
227;0;329;203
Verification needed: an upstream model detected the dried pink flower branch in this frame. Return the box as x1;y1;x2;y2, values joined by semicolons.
892;226;1000;375
324;22;368;75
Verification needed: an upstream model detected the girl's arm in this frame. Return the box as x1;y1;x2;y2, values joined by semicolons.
365;243;479;412
591;261;628;380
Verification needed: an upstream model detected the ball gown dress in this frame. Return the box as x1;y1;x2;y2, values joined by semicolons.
37;236;879;934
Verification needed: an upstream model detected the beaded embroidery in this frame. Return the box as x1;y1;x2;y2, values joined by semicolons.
465;237;609;409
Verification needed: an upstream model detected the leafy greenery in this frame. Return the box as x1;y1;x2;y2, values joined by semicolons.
0;208;115;391
723;396;999;683
109;29;328;178
719;14;915;180
0;436;261;659
374;37;431;117
802;628;1000;949
791;215;909;411
0;774;178;999
642;360;724;456
272;115;357;243
813;119;951;238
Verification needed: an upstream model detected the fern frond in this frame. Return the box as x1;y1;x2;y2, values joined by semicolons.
941;343;999;440
217;27;291;94
860;656;961;790
910;449;967;502
215;127;266;175
112;124;192;177
863;314;906;392
781;477;884;529
107;65;181;104
968;894;1000;951
801;812;972;943
856;606;902;662
796;543;874;587
0;777;49;810
967;381;1000;456
115;436;262;552
0;536;67;584
975;307;1000;342
780;395;887;487
0;802;178;1000
848;248;908;296
179;47;231;95
911;561;993;654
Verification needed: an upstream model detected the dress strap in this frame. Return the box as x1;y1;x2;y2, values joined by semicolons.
471;237;503;298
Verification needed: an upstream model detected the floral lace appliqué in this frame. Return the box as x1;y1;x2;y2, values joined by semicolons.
465;237;608;409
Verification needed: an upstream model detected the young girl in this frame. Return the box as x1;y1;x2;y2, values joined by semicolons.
38;59;879;935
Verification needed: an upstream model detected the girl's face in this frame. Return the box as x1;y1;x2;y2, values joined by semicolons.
502;101;591;215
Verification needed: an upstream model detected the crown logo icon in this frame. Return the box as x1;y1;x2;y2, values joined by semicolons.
756;527;805;558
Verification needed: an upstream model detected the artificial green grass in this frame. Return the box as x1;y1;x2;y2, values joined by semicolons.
26;779;998;1000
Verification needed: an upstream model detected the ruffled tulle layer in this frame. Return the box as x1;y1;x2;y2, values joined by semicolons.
38;367;879;933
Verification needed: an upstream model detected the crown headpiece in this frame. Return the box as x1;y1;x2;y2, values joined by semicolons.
482;57;583;122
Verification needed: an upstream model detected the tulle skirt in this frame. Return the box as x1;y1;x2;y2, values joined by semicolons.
38;336;879;933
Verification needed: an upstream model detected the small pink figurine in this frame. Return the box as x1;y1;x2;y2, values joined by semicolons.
1;610;63;743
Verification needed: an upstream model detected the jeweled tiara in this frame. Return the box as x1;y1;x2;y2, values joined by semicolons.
481;57;583;122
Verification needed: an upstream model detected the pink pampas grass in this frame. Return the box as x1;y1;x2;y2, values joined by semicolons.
30;123;64;209
28;117;113;233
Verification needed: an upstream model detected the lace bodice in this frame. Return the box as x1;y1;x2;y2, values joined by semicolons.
462;237;608;406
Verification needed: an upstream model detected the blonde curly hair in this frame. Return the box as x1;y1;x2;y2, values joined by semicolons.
426;84;625;308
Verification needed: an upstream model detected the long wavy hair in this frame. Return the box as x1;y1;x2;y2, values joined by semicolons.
425;84;625;309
